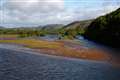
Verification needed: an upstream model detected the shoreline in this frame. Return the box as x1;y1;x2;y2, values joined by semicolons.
0;43;112;66
0;41;119;67
0;43;120;67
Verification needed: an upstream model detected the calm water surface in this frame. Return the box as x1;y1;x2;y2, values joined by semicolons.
0;48;120;80
76;36;120;54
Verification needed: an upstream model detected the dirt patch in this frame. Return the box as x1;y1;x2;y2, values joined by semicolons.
34;46;111;61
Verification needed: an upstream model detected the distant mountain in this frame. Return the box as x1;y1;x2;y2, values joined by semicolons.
16;27;41;30
0;26;5;29
59;19;93;39
62;19;93;30
84;8;120;47
41;24;64;30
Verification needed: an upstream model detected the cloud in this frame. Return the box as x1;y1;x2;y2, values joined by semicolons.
0;0;120;27
1;0;65;26
6;0;64;13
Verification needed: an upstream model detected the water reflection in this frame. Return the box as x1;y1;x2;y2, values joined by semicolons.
76;35;120;54
39;35;60;41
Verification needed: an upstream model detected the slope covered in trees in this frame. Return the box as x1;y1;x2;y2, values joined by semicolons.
84;8;120;47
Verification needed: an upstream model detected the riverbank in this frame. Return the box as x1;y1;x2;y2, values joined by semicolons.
0;39;116;62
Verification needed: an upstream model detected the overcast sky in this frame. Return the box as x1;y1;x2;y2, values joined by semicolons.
0;0;120;27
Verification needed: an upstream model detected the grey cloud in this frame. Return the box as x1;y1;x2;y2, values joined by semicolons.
6;0;64;13
0;0;120;27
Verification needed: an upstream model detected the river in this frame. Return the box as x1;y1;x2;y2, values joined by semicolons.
0;47;120;80
0;35;120;80
76;36;120;53
38;35;120;54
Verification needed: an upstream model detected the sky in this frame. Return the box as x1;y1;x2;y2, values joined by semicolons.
0;0;120;27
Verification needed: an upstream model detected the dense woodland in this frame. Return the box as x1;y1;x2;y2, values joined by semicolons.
84;8;120;47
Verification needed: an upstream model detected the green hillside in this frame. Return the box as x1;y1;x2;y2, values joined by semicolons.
42;24;64;30
63;20;93;30
41;24;64;34
84;8;120;47
59;20;93;39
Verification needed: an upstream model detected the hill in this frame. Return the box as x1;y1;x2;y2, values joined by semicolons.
41;24;64;30
59;19;93;39
84;8;120;47
63;20;93;30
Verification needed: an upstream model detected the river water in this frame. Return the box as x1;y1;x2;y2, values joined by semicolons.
39;35;120;54
0;47;120;80
76;36;120;54
0;35;120;80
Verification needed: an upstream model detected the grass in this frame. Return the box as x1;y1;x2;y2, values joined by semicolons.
0;34;18;38
0;39;62;49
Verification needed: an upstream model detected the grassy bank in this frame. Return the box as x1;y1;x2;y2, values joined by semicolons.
0;34;18;38
0;38;110;61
